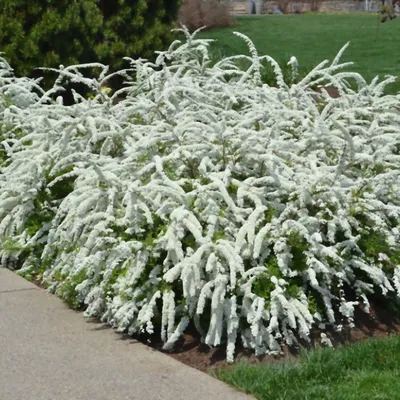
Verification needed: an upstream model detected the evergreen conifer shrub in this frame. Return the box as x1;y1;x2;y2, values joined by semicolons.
0;0;181;78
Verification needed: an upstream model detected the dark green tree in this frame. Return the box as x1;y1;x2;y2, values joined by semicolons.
96;0;181;68
0;0;181;77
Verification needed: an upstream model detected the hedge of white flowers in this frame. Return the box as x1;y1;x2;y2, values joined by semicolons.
1;29;400;362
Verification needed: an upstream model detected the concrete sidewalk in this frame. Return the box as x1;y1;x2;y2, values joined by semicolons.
0;269;253;400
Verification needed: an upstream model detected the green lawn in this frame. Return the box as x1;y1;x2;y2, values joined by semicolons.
197;14;400;92
214;336;400;400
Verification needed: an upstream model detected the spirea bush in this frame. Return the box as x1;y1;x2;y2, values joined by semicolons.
1;30;400;362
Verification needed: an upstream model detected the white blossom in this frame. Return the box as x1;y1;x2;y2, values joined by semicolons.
1;30;400;361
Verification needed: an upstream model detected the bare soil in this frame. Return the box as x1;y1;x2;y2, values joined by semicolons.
143;300;400;373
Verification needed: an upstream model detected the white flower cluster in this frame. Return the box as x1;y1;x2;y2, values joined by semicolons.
1;29;400;362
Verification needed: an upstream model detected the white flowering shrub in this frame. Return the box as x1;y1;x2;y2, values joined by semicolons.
1;29;400;362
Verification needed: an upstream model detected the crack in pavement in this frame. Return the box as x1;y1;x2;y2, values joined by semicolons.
0;288;38;295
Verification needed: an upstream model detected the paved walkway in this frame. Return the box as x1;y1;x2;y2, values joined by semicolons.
0;268;252;400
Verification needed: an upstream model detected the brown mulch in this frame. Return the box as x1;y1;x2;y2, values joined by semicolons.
141;300;400;373
317;86;341;98
32;279;47;290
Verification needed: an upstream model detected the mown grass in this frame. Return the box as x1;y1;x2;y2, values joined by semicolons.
198;14;400;93
214;335;400;400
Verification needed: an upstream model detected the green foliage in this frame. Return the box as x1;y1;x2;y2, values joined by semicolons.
17;266;36;282
253;256;280;300
1;237;32;269
358;229;400;273
253;253;303;307
264;207;276;224
55;269;87;309
287;232;309;272
0;0;181;80
2;165;77;274
212;230;225;243
0;97;14;165
1;237;25;255
252;273;276;302
103;264;128;297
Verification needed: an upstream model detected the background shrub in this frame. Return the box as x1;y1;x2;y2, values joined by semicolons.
308;0;323;12
0;0;181;78
178;0;233;31
276;0;291;13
